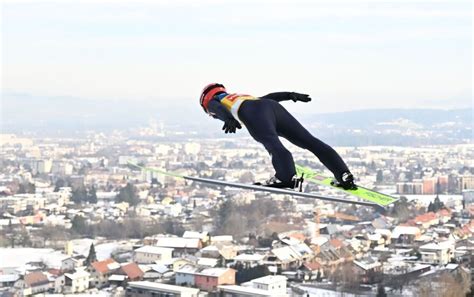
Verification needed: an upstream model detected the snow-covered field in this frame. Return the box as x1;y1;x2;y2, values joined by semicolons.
0;248;68;270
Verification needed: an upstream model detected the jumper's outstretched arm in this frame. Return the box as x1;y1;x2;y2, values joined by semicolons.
261;92;311;102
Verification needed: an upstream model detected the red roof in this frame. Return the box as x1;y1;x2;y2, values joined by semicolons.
24;271;49;287
120;263;144;280
47;268;62;276
288;232;306;242
303;261;321;271
414;212;437;223
91;258;116;274
329;238;343;249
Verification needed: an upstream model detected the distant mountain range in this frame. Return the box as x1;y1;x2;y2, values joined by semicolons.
2;92;472;145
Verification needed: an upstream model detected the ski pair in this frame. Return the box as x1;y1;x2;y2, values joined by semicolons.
253;173;356;192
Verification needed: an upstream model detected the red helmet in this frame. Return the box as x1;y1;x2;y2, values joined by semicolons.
200;83;226;112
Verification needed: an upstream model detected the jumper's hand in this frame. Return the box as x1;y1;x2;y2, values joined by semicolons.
222;118;242;133
289;92;311;102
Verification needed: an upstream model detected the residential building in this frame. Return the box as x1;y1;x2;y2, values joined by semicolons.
0;274;20;288
299;261;324;281
194;268;236;292
155;237;202;256
133;245;174;264
14;271;50;296
87;258;119;288
183;231;210;245
419;241;455;265
61;255;86;272
117;263;144;282
126;281;199;297
251;275;287;296
63;268;90;294
175;265;198;287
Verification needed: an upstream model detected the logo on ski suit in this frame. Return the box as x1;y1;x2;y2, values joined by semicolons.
220;94;258;120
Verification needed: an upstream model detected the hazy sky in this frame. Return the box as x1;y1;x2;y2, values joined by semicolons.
2;0;472;113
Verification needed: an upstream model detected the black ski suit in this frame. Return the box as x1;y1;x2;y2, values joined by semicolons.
207;92;350;183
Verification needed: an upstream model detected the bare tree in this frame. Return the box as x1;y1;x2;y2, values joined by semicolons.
415;272;469;297
327;262;360;290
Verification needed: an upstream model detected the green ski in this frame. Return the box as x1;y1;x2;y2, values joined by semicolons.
128;162;381;208
295;164;398;207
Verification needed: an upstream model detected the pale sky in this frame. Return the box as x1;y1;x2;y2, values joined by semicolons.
2;0;472;113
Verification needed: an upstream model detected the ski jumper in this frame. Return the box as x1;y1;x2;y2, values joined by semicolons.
206;92;350;184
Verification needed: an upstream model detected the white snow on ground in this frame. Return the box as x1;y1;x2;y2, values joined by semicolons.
0;240;136;271
70;238;135;260
0;248;69;270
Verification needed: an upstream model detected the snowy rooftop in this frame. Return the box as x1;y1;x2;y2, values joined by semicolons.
251;275;287;285
129;281;199;293
109;274;127;281
134;245;174;254
182;231;208;239
210;235;233;242
219;285;275;296
233;254;265;262
156;237;200;249
65;269;90;280
197;267;232;277
0;274;20;283
420;240;455;250
175;264;199;274
197;257;219;267
392;226;420;238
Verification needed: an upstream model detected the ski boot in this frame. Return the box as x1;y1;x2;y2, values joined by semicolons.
331;171;358;190
255;174;304;191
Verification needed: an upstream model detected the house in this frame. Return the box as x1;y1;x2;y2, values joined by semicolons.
219;275;288;297
61;255;86;272
133;245;174;264
318;240;354;266
87;258;119;288
391;226;421;245
299;261;324;281
194;267;235;292
14;271;50;296
419;241;455;265
63;268;90;294
270;243;313;270
175;264;199;287
251;275;287;296
183;231;210;245
117;263;144;282
232;253;266;268
0;274;20;288
143;264;173;281
155;237;202;256
126;281;199;297
199;244;238;265
367;233;385;248
172;258;195;272
353;258;383;284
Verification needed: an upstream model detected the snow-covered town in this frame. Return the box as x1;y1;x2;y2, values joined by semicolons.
0;133;472;296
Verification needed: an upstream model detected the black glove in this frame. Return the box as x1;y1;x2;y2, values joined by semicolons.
289;92;311;102
222;118;242;134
